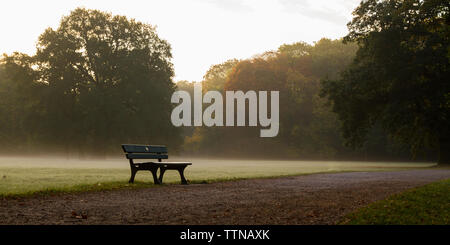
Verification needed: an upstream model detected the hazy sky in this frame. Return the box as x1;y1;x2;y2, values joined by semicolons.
0;0;361;82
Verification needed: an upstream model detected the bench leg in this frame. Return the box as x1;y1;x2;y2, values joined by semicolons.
158;167;166;184
149;166;161;185
178;166;188;185
129;167;138;183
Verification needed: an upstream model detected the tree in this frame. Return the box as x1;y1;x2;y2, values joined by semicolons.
321;0;450;164
202;59;240;92
0;53;41;152
35;8;180;154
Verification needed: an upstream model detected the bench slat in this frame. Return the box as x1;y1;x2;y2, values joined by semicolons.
126;153;169;160
122;144;168;153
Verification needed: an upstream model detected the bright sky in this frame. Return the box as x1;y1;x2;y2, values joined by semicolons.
0;0;361;82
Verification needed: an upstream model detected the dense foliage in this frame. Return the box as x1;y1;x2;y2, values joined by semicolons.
321;0;449;164
0;8;180;156
181;39;415;160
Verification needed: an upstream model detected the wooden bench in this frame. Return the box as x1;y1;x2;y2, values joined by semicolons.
121;144;192;185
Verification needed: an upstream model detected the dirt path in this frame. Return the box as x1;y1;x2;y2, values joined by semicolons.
1;169;449;225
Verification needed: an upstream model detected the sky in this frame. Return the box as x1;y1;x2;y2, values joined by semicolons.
0;0;362;82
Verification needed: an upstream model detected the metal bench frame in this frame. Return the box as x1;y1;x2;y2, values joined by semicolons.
122;144;192;185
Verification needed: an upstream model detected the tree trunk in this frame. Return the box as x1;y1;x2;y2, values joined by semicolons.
438;137;450;165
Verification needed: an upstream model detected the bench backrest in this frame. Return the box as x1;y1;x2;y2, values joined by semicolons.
121;144;168;160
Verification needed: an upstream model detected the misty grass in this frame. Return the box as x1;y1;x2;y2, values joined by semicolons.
0;157;436;197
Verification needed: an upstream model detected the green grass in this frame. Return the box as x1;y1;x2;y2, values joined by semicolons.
0;156;436;197
341;178;450;225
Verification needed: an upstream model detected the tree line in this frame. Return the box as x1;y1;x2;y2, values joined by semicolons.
179;39;419;160
0;1;448;163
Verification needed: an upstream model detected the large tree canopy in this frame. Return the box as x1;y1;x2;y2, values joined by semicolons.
0;8;180;155
35;8;179;154
321;0;450;164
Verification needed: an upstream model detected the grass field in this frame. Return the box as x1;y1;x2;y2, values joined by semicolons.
341;178;450;225
0;156;436;197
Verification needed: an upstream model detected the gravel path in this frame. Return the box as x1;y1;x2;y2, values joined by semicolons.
1;169;449;225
